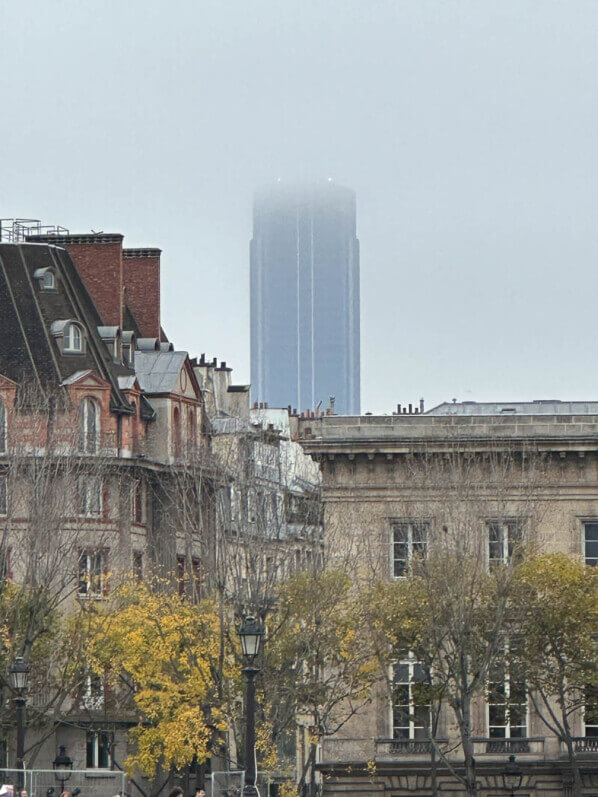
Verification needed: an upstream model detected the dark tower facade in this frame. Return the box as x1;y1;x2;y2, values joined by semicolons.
250;182;360;416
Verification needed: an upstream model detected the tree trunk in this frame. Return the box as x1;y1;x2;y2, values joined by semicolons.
559;690;583;796
457;694;477;797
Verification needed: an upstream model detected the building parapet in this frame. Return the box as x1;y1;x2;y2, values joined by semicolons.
298;413;598;453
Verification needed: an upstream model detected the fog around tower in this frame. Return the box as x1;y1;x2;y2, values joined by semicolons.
2;1;598;413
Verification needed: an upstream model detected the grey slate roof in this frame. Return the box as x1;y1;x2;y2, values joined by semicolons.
134;351;188;394
0;242;136;412
427;400;598;416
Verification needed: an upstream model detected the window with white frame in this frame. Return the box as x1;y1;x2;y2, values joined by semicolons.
488;645;527;738
487;521;523;568
41;270;55;289
78;550;105;597
64;322;84;352
584;683;598;737
392;655;430;739
0;475;6;517
78;476;102;517
0;398;5;454
583;523;598;567
392;521;428;578
81;674;105;710
86;730;112;768
80;397;100;454
34;267;56;290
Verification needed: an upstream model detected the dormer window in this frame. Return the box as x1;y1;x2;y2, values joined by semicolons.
122;331;135;367
97;327;121;361
33;267;56;291
51;320;86;354
65;323;83;352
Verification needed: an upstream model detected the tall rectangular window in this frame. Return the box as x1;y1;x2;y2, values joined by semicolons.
584;683;598;737
192;556;201;602
86;730;112;768
131;479;144;524
487;521;523;568
0;546;12;582
78;550;105;597
78;476;102;518
133;550;143;582
392;522;428;578
81;674;105;710
392;656;430;739
583;523;598;567
488;649;527;739
0;475;6;516
177;555;186;597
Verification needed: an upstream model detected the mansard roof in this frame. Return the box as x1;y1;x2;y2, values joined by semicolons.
0;242;140;413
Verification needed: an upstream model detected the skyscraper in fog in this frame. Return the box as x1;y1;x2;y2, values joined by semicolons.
250;182;360;416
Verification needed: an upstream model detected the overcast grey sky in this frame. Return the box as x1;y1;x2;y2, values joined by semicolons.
2;0;597;413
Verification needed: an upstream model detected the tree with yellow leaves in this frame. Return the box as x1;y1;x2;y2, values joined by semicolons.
87;582;234;784
265;570;377;797
512;553;598;797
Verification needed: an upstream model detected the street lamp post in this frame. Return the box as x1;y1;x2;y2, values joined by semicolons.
9;656;30;792
502;754;523;796
53;746;73;795
238;616;264;797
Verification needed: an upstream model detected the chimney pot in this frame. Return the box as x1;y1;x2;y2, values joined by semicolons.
409;403;413;413
420;398;425;412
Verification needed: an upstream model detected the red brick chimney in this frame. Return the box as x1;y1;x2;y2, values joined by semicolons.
123;248;161;338
43;234;125;326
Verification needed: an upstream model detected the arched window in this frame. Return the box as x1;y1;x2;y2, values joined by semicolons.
33;267;56;290
65;323;83;353
173;406;182;459
187;408;197;454
80;398;100;454
0;398;5;454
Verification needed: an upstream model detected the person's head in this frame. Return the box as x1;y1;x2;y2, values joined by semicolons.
194;790;206;797
169;789;184;797
61;791;71;797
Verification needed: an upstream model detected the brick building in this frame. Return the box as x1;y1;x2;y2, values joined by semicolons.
0;234;210;790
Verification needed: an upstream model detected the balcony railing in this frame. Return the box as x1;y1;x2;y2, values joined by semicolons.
472;737;544;756
571;736;598;753
375;738;448;758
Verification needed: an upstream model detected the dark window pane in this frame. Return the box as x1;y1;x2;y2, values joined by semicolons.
489;704;506;725
585;541;598;558
394;559;406;577
585;524;598;541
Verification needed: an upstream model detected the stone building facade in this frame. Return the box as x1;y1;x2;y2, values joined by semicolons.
297;404;598;797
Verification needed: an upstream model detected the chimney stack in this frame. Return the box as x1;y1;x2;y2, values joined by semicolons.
123;248;162;337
